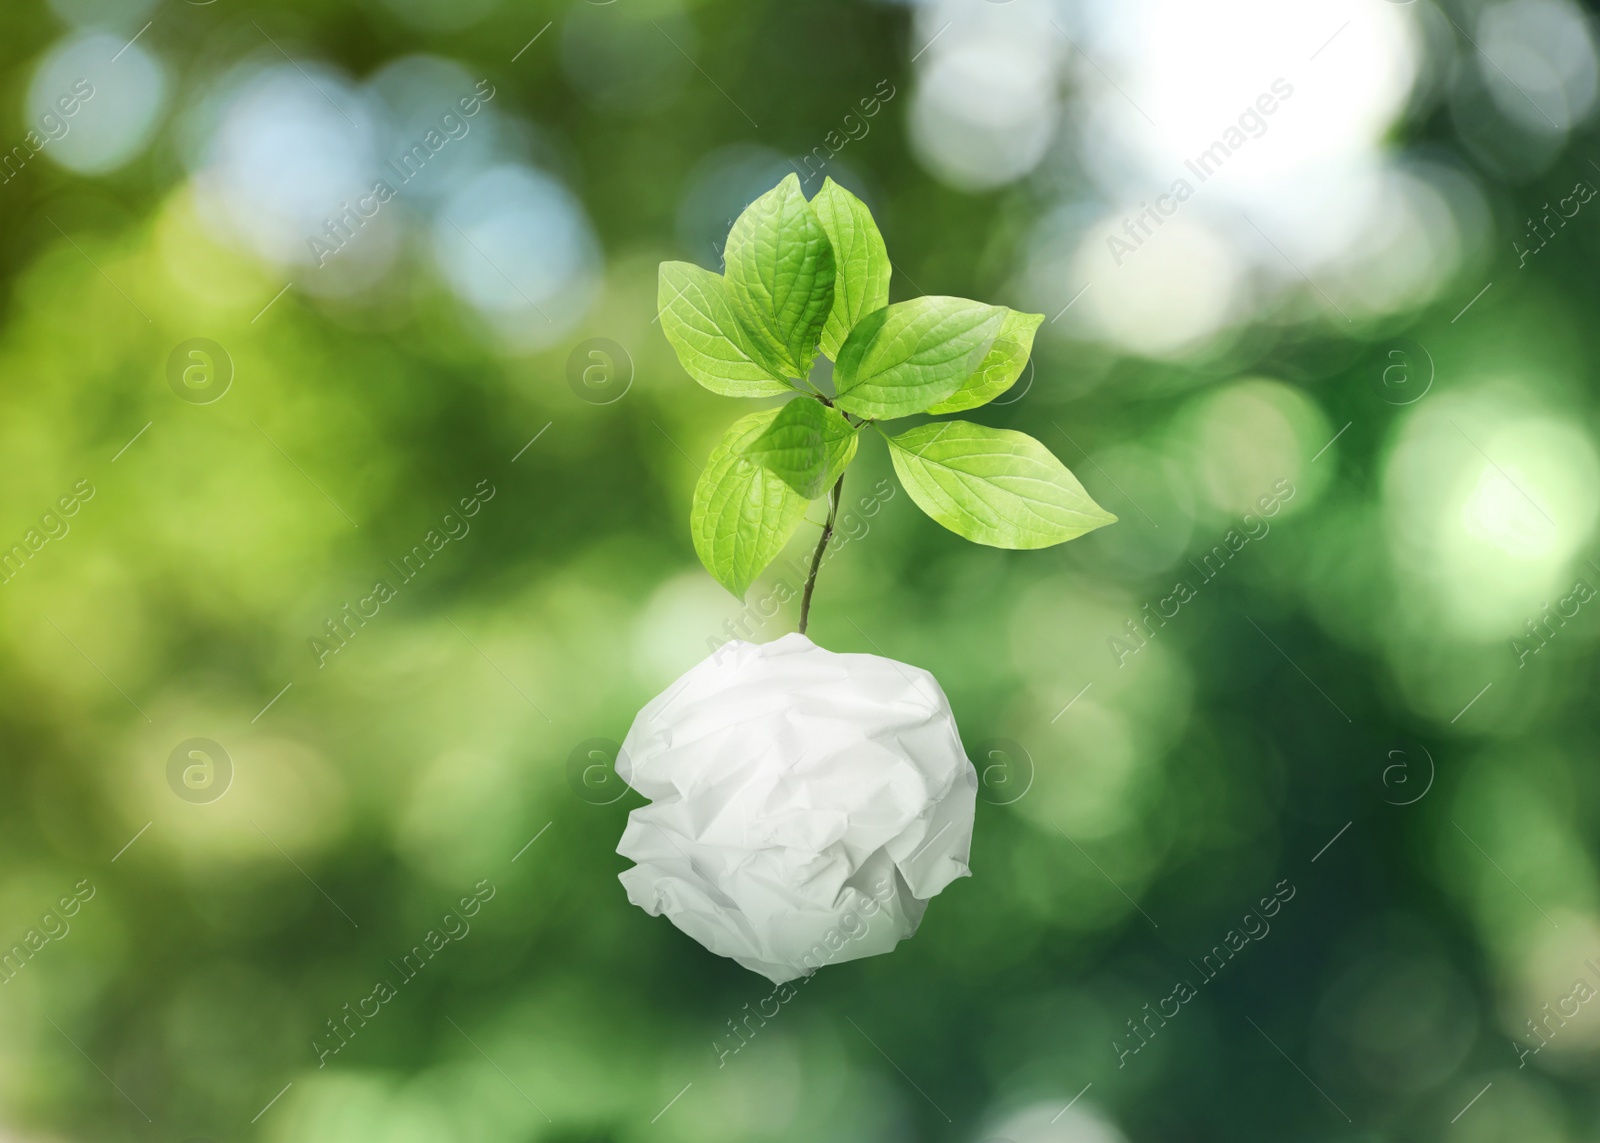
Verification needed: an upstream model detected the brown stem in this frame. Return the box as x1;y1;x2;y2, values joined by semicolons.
797;471;845;636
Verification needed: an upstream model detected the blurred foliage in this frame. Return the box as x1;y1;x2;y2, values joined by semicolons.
1;1;1599;1142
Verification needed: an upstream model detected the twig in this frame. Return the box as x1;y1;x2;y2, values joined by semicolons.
798;471;845;634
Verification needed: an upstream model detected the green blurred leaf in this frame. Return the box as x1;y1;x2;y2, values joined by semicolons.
657;262;794;398
885;420;1117;548
925;309;1045;414
744;397;858;498
691;408;812;597
833;297;1005;420
723;173;836;379
811;178;891;360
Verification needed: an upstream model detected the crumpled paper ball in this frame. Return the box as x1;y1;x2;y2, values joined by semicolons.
615;633;976;983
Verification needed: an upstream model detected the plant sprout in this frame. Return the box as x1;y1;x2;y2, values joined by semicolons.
658;174;1116;632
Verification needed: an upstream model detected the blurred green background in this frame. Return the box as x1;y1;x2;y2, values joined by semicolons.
2;0;1599;1140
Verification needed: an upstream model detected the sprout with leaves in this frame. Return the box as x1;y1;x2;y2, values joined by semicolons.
657;174;1115;633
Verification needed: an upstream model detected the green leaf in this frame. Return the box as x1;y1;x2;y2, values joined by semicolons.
691;409;812;597
723;173;836;379
657;262;794;398
885;421;1117;549
744;398;859;499
833;297;1006;420
821;410;859;489
925;309;1045;414
811;178;891;360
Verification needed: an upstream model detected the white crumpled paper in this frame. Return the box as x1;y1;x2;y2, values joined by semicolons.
615;633;976;983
